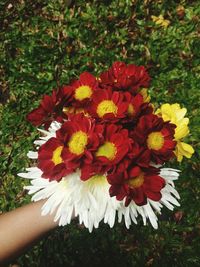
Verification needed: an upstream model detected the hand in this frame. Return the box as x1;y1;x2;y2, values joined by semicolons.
0;199;60;265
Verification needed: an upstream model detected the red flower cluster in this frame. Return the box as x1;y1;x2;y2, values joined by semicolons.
27;86;72;129
99;61;150;92
27;61;177;207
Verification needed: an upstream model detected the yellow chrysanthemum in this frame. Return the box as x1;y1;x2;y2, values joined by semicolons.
151;15;170;28
174;142;194;162
156;103;194;162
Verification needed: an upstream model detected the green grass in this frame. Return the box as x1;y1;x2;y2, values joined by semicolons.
0;0;200;266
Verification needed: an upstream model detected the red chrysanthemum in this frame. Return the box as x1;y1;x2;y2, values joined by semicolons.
95;124;131;165
123;92;153;123
80;124;132;180
38;137;68;181
27;86;73;129
99;61;150;92
89;89;128;121
132;114;176;165
108;165;165;206
56;113;104;171
71;72;99;105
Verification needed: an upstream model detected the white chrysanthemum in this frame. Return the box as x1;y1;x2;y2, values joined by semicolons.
19;122;181;232
18;166;180;232
35;121;61;146
27;121;61;159
18;168;121;232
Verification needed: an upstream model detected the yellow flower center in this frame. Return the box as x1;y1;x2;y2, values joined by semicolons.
139;88;150;103
97;100;118;118
96;141;117;161
63;106;75;114
127;172;144;188
128;103;135;116
147;131;164;150
52;146;63;165
75;85;92;101
68;130;88;155
63;106;88;116
84;174;107;188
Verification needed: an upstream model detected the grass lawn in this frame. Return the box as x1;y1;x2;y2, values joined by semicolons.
0;0;200;266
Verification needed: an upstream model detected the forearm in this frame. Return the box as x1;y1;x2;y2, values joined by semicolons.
0;199;58;264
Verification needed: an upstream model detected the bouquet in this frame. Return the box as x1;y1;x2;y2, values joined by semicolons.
18;62;194;232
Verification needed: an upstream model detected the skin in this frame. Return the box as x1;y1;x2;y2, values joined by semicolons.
0;200;60;265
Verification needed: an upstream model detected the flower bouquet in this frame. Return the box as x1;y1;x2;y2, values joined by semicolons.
18;62;194;232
